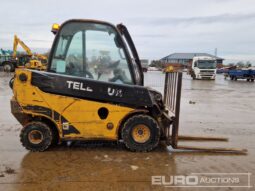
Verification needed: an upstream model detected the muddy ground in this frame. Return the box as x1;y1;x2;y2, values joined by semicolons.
0;71;254;191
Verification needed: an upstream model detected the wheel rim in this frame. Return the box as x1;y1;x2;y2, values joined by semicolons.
28;130;44;144
4;64;11;72
132;124;151;143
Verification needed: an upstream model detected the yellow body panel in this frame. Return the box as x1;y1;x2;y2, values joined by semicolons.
13;69;135;140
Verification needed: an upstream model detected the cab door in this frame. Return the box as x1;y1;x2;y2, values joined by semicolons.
49;21;137;139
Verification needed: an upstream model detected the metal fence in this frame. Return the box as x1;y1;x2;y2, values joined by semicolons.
163;72;182;148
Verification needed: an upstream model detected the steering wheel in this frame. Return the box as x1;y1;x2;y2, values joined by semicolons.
66;62;94;79
84;70;94;79
109;68;129;84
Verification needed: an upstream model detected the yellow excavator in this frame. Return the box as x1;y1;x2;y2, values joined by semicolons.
9;19;246;154
12;35;33;58
2;35;47;72
13;35;47;70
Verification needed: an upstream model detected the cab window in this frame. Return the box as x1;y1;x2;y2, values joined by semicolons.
51;22;133;85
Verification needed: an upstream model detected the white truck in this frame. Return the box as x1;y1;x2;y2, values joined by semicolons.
189;56;217;80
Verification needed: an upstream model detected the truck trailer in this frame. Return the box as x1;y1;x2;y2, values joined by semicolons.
225;68;255;82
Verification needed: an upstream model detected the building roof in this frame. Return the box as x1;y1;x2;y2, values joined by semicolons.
160;53;224;60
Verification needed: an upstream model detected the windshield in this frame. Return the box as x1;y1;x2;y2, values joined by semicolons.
50;21;134;85
197;60;216;69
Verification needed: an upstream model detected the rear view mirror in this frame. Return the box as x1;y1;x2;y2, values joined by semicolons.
114;36;124;48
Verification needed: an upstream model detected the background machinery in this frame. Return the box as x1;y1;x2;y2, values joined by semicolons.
188;56;217;80
0;49;12;69
2;35;47;72
225;68;255;82
10;19;246;153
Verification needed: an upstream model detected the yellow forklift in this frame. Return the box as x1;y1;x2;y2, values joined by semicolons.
10;19;246;153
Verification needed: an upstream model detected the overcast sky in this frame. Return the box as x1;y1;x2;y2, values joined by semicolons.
1;0;255;63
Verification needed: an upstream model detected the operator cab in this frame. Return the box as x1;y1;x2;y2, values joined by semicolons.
48;20;143;86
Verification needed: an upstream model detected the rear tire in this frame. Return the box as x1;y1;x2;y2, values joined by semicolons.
20;121;53;152
121;114;160;152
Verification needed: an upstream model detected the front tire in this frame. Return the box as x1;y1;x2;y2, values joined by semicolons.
20;121;53;152
121;114;160;152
